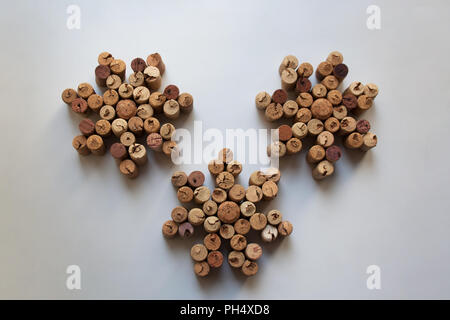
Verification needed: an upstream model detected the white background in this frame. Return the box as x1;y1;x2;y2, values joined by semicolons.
1;0;449;299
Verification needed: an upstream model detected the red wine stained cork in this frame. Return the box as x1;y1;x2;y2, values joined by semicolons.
178;222;194;238
342;94;358;111
111;119;128;137
226;160;242;177
281;68;298;91
297;62;314;78
162;85;179;101
326;51;344;66
364;83;379;98
95;65;111;87
71;98;88;114
194;186;211;204
246;185;263;203
306;145;325;163
191;244;208;262
188;171;205;188
110;143;127;161
143;66;161;91
249;213;267;231
131;57;147;73
163;99;180;119
311;98;333;120
263;167;281;183
312;83;327;99
292;122;308;139
72;135;90;156
296;77;312;94
326;145;342;162
62;88;78;105
212;188;227;204
98;52;114;66
216;172;235;190
316;61;333;80
307;119;324;136
267;210;282;225
129;71;145;88
178;93;194;113
128;117;144;136
230;234;247;251
207;251;223;268
278;221;293;236
324;117;340;134
137;104;154;120
228;184;246;202
163;140;179;159
295;108;312;123
262;180;278;200
160;123;175;140
234;219;251;235
143;117;160;134
129;143;147;165
286;137;302;154
95;119;111;137
171;171;188;187
218;148;233;163
327;90;342;105
102;89;119;107
261;224;278;242
86;135;105;155
333;63;348;81
145;132;162;152
120;132;136;147
265;103;283;122
177;186;194;203
188;208;205;226
296;92;313;108
220;224;235;240
278;124;293;141
255;91;271;110
283;100;298;118
356;119;371;134
203;200;218;216
321;75;339;90
204;216;221;233
86;94;103;114
356;95;373;112
208;159;224;175
218;201;240;224
99;105;115;121
272;89;288;104
77;83;95;99
106;74;122;90
194;261;210;277
340;116;357;135
316;131;335;148
110;59;126;81
228;251;245;268
345;81;365;96
267;141;286;158
172;206;188;223
162;220;178;238
361;132;377;151
146;53;165;75
248;171;266;186
204;233;221;251
79;119;95;136
279;55;298;75
245;243;262;260
333;105;348;120
312;160;334;180
149;92;167;113
241;260;258;276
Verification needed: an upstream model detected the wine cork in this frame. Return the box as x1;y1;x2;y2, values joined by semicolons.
129;71;145;88
267;141;287;158
321;75;339;90
316;61;333;80
146;132;163;151
136;104;154;120
207;251;223;268
220;224;235;240
78;119;95;136
316;131;335;148
356;95;373;111
218;148;234;164
333;105;348;120
149;92;167;113
110;59;126;81
312;160;334;180
345;81;364;96
130;57;147;73
255;91;271;110
77;83;94;99
62;88;78;105
327;90;342;105
228;251;245;268
245;243;262;260
295;108;312;123
249;171;266;186
178;93;194;113
295;77;312;93
278;221;293;236
143;66;161;91
327;51;344;66
188;171;205;188
163;85;180;100
203;200;218;216
133;86;150;104
312;83;327;99
179;222;194;239
204;216;221;233
208;159;224;175
194;261;210;277
272;89;288;104
265;103;283;122
311;98;333;120
249;213;267;231
204;233;221;251
162;141;178;158
194;186;211;204
119;159;139;179
333;63;348;81
278;124;293;142
86;135;105;155
286;137;302;155
216;172;234;190
228;184;245;202
95;65;111;87
99;105;115;121
171;171;188;187
307;119;324;136
143;117;160;134
291;122;307;140
267;210;282;225
146;53;165;75
306;145;325;163
240;201;256;218
95;119;111;137
261;224;278;242
324;117;340;134
218;201;240;224
296;92;313;108
281;68;297;91
361;132;377;151
71;98;88;114
98;52;114;66
230;234;247;251
72;135;90;156
356;119;371;134
297;62;314;78
120;132;136;148
103;89;119;106
279;55;298;75
160;123;175;140
118;83;134;99
246;185;263;203
129;143;147;165
106;74;122;90
188;208;205;226
262;181;278;200
162;220;178;238
264;167;281;183
171;206;188;223
191;244;208;262
364;83;379;98
241;260;258;276
283;100;298;118
340;116;357;135
163;99;180;119
212;188;227;204
177;186;194;203
326;145;342;162
234;219;251;235
110;143;127;160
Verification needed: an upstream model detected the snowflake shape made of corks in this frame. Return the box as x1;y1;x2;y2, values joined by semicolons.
61;52;193;179
256;51;378;180
162;148;293;277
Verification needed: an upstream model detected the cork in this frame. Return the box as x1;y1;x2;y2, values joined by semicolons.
77;83;95;99
129;143;147;165
327;90;342;106
118;83;134;99
163;85;180;100
255;91;271;110
79;119;95;136
333;63;348;81
246;185;263;203
178;222;194;239
283;100;299;118
249;171;266;186
297;62;314;78
230;234;247;251
307;119;324;136
98;52;114;66
72;135;90;156
345;81;364;96
129;72;145;88
162;141;178;158
228;251;245;268
110;143;127;160
296;92;313;108
204;233;221;251
160;123;175;140
340;116;357;135
296;77;312;94
71;98;88;114
356;119;371;134
295;108;312;123
342;94;358;111
267;210;282;225
316;131;335;148
321;75;339;90
361;132;377;151
281;68;298;91
272;89;288;104
208;159;224;175
99;105;115;121
324;117;340;134
111;118;128;138
316;61;333;80
106;74;122;90
245;243;262;260
262;181;278;200
212;188;227;204
261;224;278;242
218;201;240;224
171;171;188;187
291;122;307;140
95;119;111;137
312;160;334;180
188;208;205;226
146;132;163;152
312;83;327;99
194;186;211;204
220;224;235;240
326;145;342;162
250;213;267;231
119;159;139;179
265;103;283;121
86;135;105;155
163;99;180;119
286;137;302;155
333;105;348;120
194;261;210;277
234;219;251;235
133;86;150;104
241;260;258;276
278;124;293;141
263;167;281;183
136;104;154;120
267;141;286;158
162;220;178;238
95;65;110;87
327;51;344;66
110;59;126;81
188;171;205;188
146;53;165;75
62;88;78;105
279;55;298;75
311;98;333;120
204;216;221;233
171;206;188;223
177;186;194;203
143;66;161;91
278;221;293;236
240;201;256;217
207;251;223;268
203;200;218;216
216;172;235;190
149;92;167;114
364;83;379;98
131;57;147;73
143;117;160;134
219;148;233;164
103;89;119;106
306;145;325;163
178;93;194;113
120;132;136;147
356;95;373;112
228;184;246;202
191;244;208;262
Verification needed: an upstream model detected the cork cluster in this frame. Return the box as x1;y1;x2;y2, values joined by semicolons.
62;52;193;179
162;148;293;277
256;51;378;180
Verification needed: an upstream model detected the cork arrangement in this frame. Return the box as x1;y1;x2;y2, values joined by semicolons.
62;52;193;179
256;51;378;180
162;149;293;277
